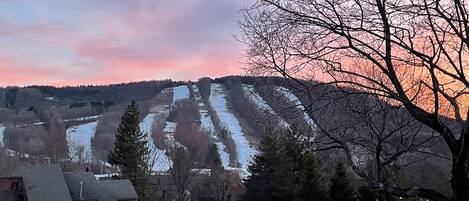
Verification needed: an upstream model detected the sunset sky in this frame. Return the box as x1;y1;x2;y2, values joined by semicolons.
0;0;253;86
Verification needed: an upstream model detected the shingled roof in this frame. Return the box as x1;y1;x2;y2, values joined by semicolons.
63;172;138;201
7;164;138;201
10;164;73;201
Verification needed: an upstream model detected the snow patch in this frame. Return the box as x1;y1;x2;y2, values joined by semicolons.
140;113;172;171
209;83;257;174
276;87;317;129
0;126;4;146
64;115;102;122
242;85;290;128
66;121;98;161
172;85;190;104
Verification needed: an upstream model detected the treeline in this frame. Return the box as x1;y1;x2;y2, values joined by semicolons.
0;80;183;123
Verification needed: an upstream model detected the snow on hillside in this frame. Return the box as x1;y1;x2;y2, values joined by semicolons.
66;121;98;161
172;85;190;104
163;121;185;148
140;113;172;171
276;87;317;129
192;85;216;132
209;83;256;174
0;125;4;146
192;85;230;168
242;85;290;128
64;115;102;122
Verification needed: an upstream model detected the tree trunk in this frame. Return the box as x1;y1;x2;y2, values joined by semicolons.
451;162;469;201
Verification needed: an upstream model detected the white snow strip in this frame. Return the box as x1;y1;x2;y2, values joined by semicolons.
209;83;257;175
192;85;216;133
276;87;317;129
242;85;290;128
64;115;102;122
66;121;98;161
163;121;185;148
172;85;190;104
140;113;172;171
16;115;103;128
163;121;177;133
0;126;4;146
192;85;231;168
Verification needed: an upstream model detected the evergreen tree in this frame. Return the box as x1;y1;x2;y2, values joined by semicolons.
329;162;356;201
207;143;222;170
294;151;328;201
108;100;150;200
241;133;295;201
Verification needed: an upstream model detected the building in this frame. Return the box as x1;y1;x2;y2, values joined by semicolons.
0;164;138;201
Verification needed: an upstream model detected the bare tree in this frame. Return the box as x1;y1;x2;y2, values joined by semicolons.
169;147;200;201
44;114;68;163
241;0;469;200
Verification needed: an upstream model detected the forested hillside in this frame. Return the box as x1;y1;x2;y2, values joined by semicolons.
0;76;452;199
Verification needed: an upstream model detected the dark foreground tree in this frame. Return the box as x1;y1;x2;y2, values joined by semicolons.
329;163;356;201
108;100;150;200
294;151;328;201
242;133;295;201
358;186;378;201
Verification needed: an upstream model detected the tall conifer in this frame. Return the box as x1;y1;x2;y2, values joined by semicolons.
108;100;150;199
242;133;295;201
329;162;356;201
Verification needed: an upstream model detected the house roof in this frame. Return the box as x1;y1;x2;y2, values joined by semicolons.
100;180;138;200
10;164;73;201
63;172;138;201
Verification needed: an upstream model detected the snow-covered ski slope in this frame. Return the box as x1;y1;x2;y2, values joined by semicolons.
276;87;317;129
138;85;191;171
192;85;231;168
173;85;190;104
242;84;290;128
209;83;256;174
192;85;216;133
66;121;98;161
140;112;172;171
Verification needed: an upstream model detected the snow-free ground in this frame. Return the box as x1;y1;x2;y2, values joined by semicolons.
209;83;256;174
192;85;231;168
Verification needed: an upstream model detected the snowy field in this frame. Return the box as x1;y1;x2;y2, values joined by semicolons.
66;121;98;161
140;113;172;171
209;83;256;174
276;87;317;129
172;85;190;104
242;85;290;128
192;85;231;168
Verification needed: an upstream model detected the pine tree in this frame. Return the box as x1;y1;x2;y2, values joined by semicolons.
294;151;328;201
241;133;295;201
329;162;356;201
108;100;150;200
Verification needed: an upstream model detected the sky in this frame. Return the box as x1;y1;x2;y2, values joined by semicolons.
0;0;253;86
